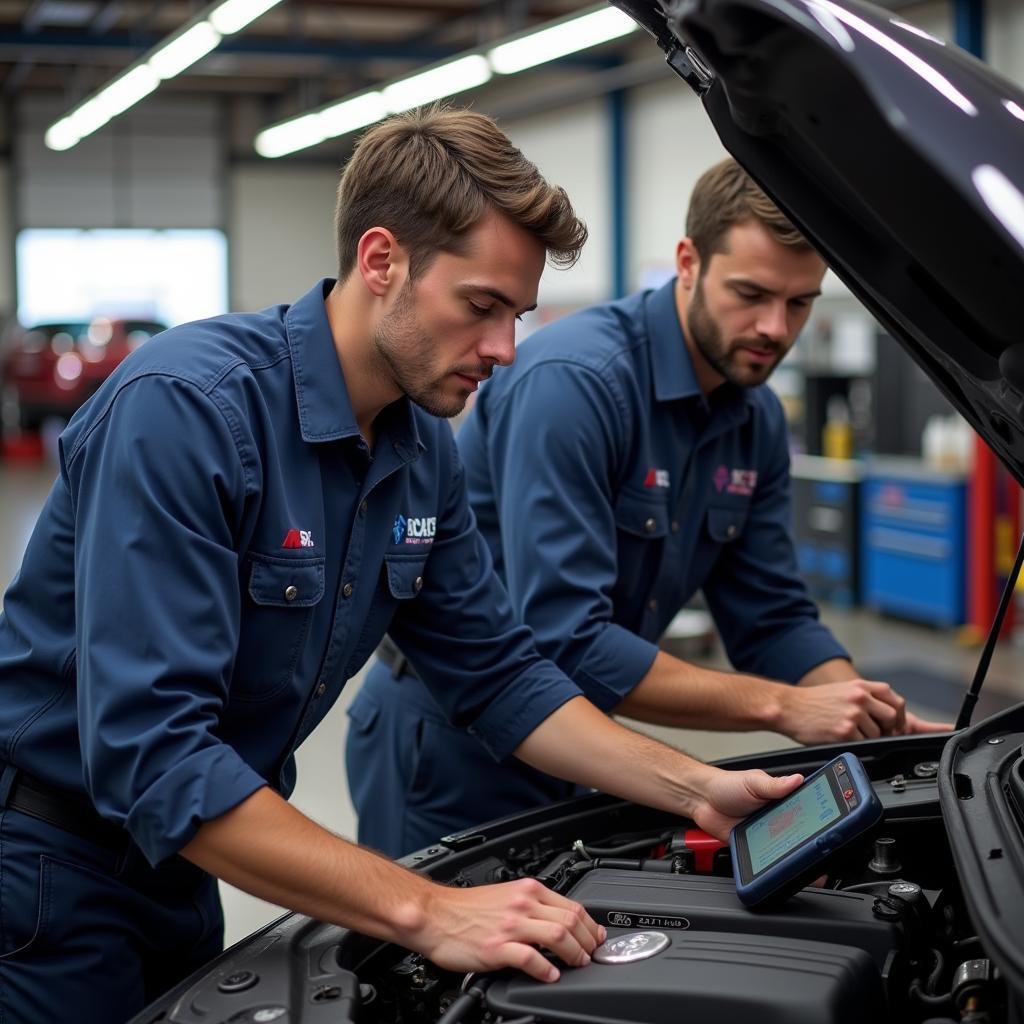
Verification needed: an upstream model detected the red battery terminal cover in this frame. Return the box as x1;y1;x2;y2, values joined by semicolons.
660;829;727;873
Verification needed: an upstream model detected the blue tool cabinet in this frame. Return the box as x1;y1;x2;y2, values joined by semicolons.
859;459;967;627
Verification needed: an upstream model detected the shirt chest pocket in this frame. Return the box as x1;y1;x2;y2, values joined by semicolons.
343;552;427;677
612;490;669;613
234;554;326;701
706;504;749;544
384;552;429;599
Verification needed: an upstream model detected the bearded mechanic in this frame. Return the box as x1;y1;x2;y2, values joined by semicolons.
0;112;805;1024
348;157;951;858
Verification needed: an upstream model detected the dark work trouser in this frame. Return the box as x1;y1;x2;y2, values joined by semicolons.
346;658;587;858
0;806;223;1024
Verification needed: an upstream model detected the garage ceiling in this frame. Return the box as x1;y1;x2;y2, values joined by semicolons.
0;0;936;158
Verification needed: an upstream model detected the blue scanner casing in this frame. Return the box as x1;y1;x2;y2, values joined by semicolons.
729;752;883;909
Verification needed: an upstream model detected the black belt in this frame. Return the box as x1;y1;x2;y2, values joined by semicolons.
1;767;129;852
377;635;420;681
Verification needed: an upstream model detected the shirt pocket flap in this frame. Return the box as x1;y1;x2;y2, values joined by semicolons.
707;505;749;543
614;490;669;539
385;554;428;600
248;556;326;607
346;693;381;734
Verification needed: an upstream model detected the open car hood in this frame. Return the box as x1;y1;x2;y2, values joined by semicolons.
614;0;1024;485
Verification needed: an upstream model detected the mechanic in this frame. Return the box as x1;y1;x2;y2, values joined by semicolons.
348;157;951;858
0;111;805;1024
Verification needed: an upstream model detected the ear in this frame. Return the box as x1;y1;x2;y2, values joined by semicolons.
356;227;408;297
675;237;701;291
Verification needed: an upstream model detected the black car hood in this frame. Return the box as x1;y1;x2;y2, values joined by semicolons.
614;0;1024;485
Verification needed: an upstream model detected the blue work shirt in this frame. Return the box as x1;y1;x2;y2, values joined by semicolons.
456;278;848;709
0;279;581;866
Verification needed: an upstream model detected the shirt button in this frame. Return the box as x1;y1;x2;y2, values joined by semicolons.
726;524;737;538
315;681;327;697
414;576;424;593
648;598;658;612
342;582;354;598
284;585;298;602
643;517;657;534
671;520;680;533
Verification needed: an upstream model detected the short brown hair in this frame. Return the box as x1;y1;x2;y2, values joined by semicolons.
335;106;588;280
686;158;811;260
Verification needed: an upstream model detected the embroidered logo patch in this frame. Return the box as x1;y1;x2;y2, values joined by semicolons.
392;514;407;545
282;529;314;548
393;514;437;545
714;465;758;497
643;468;670;488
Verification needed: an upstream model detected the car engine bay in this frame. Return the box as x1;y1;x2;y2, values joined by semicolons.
135;730;1021;1024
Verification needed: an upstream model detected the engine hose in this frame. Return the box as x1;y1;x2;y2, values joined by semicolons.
437;977;493;1024
909;979;953;1007
561;857;686;885
926;948;946;993
577;831;673;857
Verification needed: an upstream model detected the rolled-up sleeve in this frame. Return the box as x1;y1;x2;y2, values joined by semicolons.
64;373;267;864
703;403;849;683
459;359;660;711
387;431;584;762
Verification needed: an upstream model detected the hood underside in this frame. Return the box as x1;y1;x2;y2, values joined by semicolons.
615;0;1024;484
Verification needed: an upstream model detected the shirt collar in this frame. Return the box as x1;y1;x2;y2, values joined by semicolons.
644;278;703;403
285;279;424;456
644;277;755;415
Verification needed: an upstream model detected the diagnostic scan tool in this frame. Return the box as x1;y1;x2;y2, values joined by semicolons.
730;752;882;908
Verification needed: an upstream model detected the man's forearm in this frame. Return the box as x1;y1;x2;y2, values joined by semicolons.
180;785;607;983
180;786;435;943
612;650;789;732
609;650;919;744
796;657;858;686
514;694;718;817
514;695;804;840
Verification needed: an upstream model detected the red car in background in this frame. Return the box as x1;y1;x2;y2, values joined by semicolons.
0;317;166;433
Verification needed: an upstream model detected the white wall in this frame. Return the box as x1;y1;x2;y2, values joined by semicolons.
228;164;339;312
987;0;1024;84
16;96;223;230
504;98;611;308
897;0;954;42
625;74;727;290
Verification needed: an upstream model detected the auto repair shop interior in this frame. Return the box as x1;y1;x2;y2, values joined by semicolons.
0;0;1022;966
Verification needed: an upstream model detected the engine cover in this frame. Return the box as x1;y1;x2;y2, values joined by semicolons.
564;869;902;969
485;929;884;1024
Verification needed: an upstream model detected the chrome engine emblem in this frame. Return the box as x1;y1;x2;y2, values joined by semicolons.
592;930;670;965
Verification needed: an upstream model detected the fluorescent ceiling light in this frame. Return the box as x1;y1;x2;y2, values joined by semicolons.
45;0;279;150
45;117;82;151
252;4;641;158
255;113;327;158
96;65;160;118
149;22;222;79
320;92;388;140
209;0;283;35
382;54;492;113
488;7;636;75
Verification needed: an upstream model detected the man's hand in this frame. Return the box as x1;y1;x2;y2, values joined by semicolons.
904;710;954;734
690;768;804;840
777;678;950;743
414;878;605;982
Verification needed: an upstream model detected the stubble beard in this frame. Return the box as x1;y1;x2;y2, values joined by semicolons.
686;277;784;389
372;282;469;419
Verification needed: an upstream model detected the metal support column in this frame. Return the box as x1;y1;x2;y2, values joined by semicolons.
608;87;627;299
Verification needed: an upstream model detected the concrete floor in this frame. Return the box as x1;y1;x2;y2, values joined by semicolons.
2;458;1023;946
